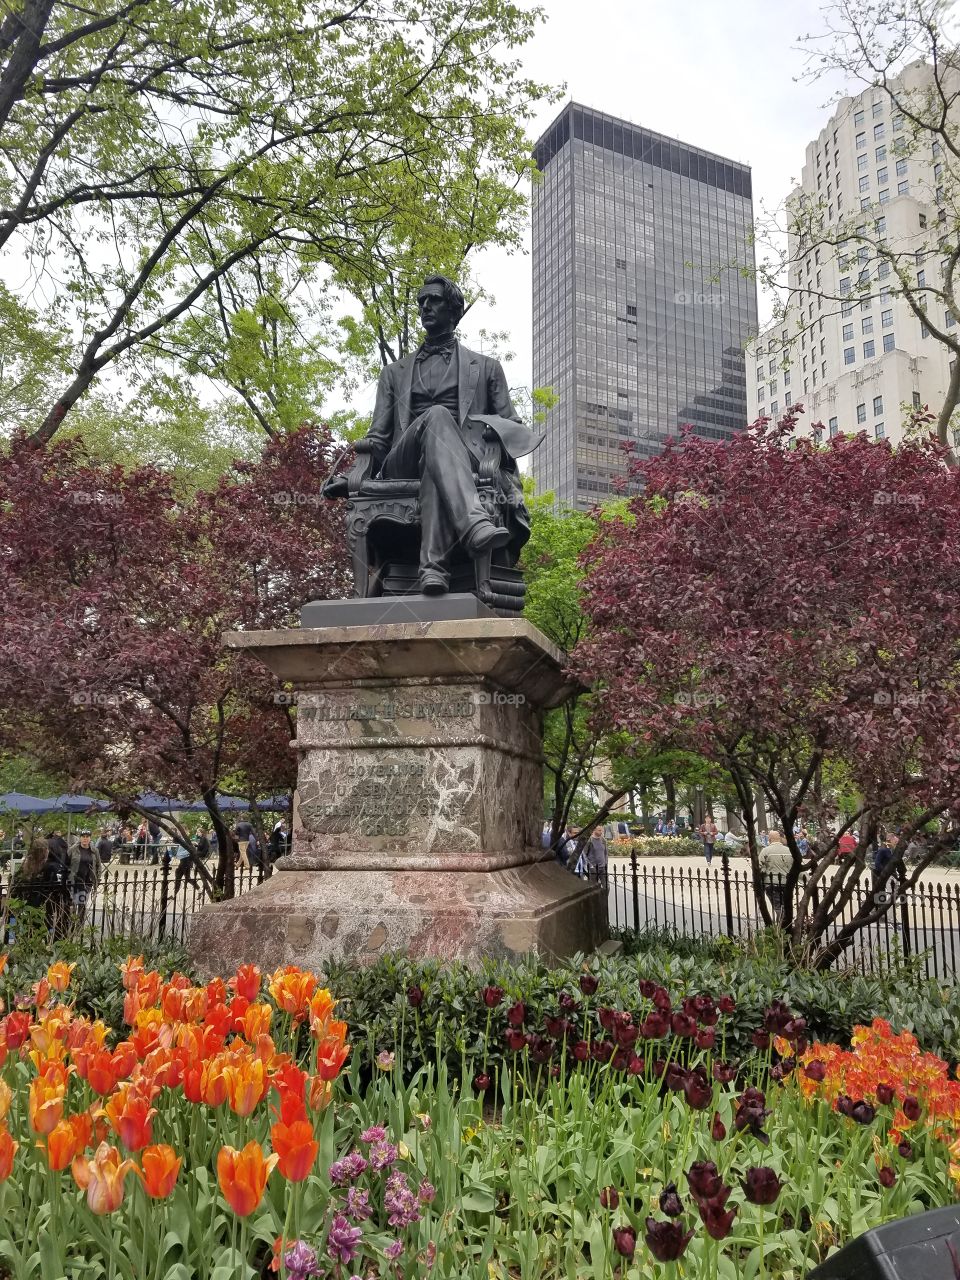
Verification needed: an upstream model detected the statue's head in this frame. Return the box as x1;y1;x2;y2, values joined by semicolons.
417;275;465;335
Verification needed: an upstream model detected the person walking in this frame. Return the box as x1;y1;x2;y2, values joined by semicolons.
69;829;101;925
96;828;114;866
234;816;253;867
759;832;794;921
699;815;719;865
584;826;609;887
268;821;288;863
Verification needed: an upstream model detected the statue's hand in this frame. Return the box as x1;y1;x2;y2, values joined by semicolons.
320;474;348;499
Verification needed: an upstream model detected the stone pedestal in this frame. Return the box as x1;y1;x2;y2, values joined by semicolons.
189;616;606;973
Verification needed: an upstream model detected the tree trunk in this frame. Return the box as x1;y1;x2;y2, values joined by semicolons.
204;792;235;899
754;786;768;833
0;0;55;135
663;774;676;821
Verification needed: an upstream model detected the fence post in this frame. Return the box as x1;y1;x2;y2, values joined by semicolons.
630;846;640;933
898;882;912;960
721;848;734;938
157;855;170;941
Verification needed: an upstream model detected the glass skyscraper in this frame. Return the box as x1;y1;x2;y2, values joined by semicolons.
531;103;758;506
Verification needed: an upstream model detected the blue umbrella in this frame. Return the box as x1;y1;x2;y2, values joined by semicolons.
0;792;58;814
51;794;110;813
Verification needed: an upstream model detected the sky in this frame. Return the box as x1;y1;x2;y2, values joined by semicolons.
449;0;856;405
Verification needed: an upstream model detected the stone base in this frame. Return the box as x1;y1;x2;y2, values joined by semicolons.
188;860;606;976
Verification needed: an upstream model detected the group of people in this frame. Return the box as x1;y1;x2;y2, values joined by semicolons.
542;823;609;883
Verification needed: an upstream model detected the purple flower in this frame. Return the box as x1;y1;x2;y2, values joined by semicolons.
385;1240;404;1260
326;1215;363;1265
345;1186;372;1221
369;1140;399;1172
283;1241;320;1280
328;1150;368;1186
384;1170;421;1227
418;1179;436;1204
360;1126;387;1144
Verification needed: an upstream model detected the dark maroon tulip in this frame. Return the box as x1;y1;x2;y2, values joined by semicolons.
612;1225;636;1258
699;1199;738;1240
783;1016;807;1042
752;1029;771;1050
696;1028;717;1050
665;1062;689;1091
804;1060;827;1082
616;1023;639;1050
898;1140;914;1159
682;995;698;1018
711;1111;727;1141
742;1166;783;1205
611;1048;630;1072
836;1094;855;1117
718;995;736;1014
644;1218;693;1262
473;1072;490;1091
481;986;504;1008
529;1035;554;1064
544;1016;565;1037
770;1062;787;1083
572;1039;589;1062
641;1011;670;1039
599;1185;619;1210
628;1054;644;1075
875;1083;895;1105
682;1067;712;1111
651;1057;667;1078
659;1183;683;1217
903;1095;921;1121
598;1006;617;1032
558;993;579;1012
406;985;424;1007
579;974;599;996
504;1028;526;1052
550;1064;560;1079
591;1039;614;1064
687;1160;723;1202
652;986;671;1011
734;1087;770;1144
671;1011;697;1038
506;1001;525;1027
638;979;657;999
878;1166;896;1188
763;1000;794;1033
713;1060;736;1084
851;1101;876;1126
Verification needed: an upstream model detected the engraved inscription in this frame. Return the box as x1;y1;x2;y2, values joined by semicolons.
299;762;428;837
298;698;475;721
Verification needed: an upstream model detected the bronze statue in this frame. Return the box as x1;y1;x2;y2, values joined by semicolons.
322;276;540;607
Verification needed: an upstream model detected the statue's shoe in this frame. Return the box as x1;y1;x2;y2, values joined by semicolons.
419;572;449;595
464;520;510;556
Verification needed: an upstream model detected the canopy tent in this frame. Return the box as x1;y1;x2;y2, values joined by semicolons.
51;795;109;813
0;792;59;814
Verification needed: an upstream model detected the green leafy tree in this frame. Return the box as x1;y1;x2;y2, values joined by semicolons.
0;0;554;444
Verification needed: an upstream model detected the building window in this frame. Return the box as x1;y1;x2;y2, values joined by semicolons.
875;422;885;439
875;145;886;163
626;304;637;316
842;300;853;316
947;311;957;329
856;132;866;150
857;154;868;172
873;395;883;415
876;216;886;234
829;416;839;437
859;175;870;193
893;112;904;131
935;162;944;180
858;245;869;262
769;382;777;396
878;188;889;203
878;261;890;278
921;322;930;338
822;360;827;377
771;400;779;415
919;213;927;229
898;181;909;196
937;185;944;202
881;309;893;327
785;392;792;406
783;371;791;385
615;257;627;269
840;276;851;294
872;101;883;119
845;347;856;365
874;123;885;140
864;340;875;358
876;167;888;184
854;108;864;126
913;391;922;409
843;322;854;340
860;197;871;211
862;316;874;334
918;269;926;286
896;158;908;176
882;332;895;352
857;403;866;423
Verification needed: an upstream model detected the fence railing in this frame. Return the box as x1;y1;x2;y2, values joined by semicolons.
585;857;960;980
0;859;270;949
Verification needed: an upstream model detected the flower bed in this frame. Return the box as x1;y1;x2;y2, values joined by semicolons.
0;957;958;1278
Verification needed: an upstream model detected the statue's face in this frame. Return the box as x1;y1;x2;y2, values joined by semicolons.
417;283;453;336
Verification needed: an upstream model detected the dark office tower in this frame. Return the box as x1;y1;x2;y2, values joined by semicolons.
531;104;757;507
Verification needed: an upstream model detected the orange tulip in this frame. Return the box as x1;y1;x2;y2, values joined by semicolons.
217;1141;279;1217
47;961;76;993
243;1003;273;1042
31;977;50;1009
104;1085;156;1152
307;1075;334;1112
46;1112;93;1171
0;1080;11;1122
0;954;8;976
231;964;262;1002
308;988;336;1029
224;1056;268;1118
200;1058;228;1108
269;967;316;1021
271;1119;318;1182
86;1049;122;1097
138;1144;182;1199
316;1032;350;1082
72;1141;136;1214
120;956;146;991
0;1126;17;1181
29;1075;65;1135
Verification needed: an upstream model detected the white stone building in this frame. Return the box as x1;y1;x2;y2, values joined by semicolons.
747;61;960;448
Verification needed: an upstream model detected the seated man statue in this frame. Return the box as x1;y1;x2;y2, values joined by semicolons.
323;274;537;595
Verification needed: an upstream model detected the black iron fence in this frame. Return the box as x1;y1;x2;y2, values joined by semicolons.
587;857;960;980
0;860;270;949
